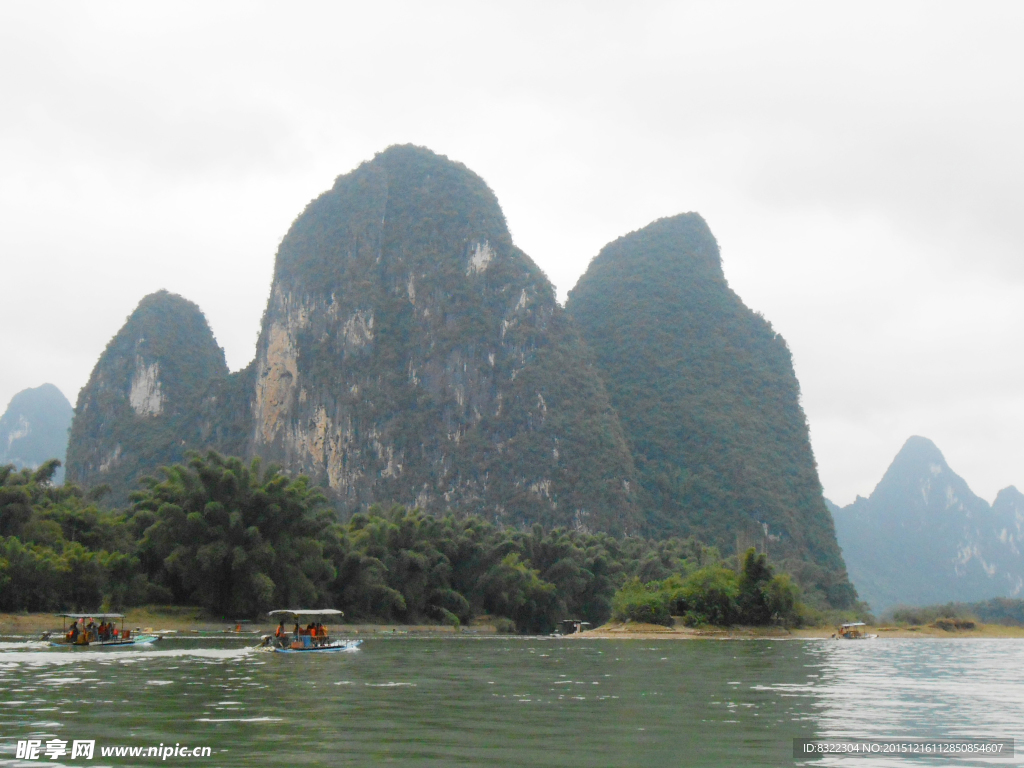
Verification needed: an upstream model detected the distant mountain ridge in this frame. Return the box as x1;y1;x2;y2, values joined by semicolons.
831;436;1024;613
0;384;73;483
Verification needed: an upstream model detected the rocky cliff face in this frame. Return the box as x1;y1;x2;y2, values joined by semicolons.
832;436;1024;613
248;145;640;532
65;291;242;503
566;214;855;607
0;383;74;483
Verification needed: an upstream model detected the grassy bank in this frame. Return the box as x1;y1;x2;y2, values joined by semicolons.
579;620;1024;640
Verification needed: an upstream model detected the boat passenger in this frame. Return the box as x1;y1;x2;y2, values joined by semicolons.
68;623;79;643
275;621;285;638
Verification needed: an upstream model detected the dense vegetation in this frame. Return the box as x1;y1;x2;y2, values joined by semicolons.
1;453;827;632
610;548;801;627
566;213;855;609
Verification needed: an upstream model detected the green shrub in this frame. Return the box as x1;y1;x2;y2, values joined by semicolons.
611;577;672;626
679;566;739;625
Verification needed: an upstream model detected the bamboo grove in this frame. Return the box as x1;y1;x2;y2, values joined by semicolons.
1;451;812;632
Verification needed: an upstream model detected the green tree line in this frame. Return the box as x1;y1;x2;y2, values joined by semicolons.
2;452;822;632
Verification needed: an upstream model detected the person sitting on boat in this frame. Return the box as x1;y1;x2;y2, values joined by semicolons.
275;621;285;638
68;622;79;643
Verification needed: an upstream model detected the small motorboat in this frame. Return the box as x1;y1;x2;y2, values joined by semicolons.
47;613;161;648
259;609;361;654
835;621;878;640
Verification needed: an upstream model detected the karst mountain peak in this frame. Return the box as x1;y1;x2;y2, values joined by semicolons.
65;145;855;607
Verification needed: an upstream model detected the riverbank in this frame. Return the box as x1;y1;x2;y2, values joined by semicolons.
0;608;502;637
6;610;1024;639
577;620;1024;639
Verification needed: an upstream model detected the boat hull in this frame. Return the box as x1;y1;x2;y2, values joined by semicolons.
272;640;361;654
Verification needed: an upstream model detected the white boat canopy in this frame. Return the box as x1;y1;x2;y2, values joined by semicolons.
56;613;125;619
268;609;344;618
840;622;866;628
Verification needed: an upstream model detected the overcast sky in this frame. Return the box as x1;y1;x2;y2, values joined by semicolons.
2;1;1022;506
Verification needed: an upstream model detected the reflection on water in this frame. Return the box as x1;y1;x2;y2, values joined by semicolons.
801;640;1024;767
0;637;1020;767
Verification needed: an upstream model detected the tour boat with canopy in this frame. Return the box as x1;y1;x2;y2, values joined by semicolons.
259;609;361;653
835;622;878;639
46;613;160;647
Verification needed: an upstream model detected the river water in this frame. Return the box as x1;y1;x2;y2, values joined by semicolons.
0;636;1020;767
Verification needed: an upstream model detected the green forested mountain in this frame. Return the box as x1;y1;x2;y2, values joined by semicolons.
61;148;855;605
0;384;73;484
566;214;855;608
65;147;640;532
250;145;640;532
65;291;248;504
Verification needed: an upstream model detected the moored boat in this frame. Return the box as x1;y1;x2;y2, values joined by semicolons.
47;613;161;648
835;621;878;640
259;609;361;653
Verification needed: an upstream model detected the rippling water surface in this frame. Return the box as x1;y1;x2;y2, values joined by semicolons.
0;636;1021;767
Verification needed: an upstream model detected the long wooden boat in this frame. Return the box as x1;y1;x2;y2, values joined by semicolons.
259;609;361;654
46;613;161;648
